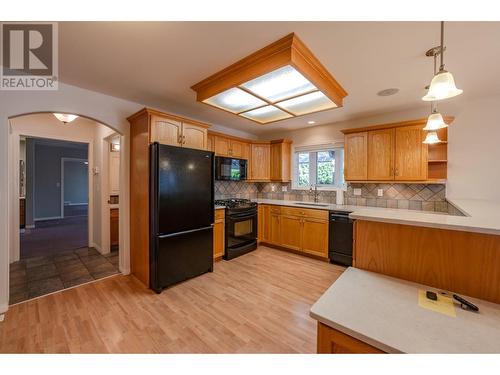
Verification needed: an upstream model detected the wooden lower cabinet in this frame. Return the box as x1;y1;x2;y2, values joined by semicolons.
317;322;384;354
110;208;119;248
269;208;281;245
213;209;225;259
258;204;329;259
280;214;302;251
302;217;329;258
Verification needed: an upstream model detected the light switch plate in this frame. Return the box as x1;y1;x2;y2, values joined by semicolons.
271;185;276;192
377;189;384;197
353;188;362;196
281;186;287;192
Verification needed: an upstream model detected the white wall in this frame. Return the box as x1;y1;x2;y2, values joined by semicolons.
0;82;141;315
447;94;500;202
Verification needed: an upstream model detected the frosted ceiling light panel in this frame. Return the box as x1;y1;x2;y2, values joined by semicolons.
241;65;316;102
204;87;266;113
276;91;337;115
240;105;292;124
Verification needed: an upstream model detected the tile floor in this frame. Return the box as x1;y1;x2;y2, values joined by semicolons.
9;247;119;305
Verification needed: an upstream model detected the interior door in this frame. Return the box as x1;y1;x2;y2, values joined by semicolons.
368;129;394;180
395;125;427;180
150;115;182;146
344;132;367;181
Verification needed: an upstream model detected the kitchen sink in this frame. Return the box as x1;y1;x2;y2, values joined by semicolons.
293;202;329;207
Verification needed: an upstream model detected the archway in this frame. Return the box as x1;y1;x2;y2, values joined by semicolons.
6;111;129;304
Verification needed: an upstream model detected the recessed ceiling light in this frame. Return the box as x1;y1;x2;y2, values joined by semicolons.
377;88;399;97
191;33;347;125
307;120;316;124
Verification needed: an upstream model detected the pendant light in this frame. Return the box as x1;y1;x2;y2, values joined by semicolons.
423;131;441;144
422;22;463;101
423;109;447;131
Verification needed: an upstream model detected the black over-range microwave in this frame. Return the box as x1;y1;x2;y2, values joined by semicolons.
215;156;247;181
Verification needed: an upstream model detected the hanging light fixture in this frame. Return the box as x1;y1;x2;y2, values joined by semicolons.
423;131;441;144
53;113;79;124
423;109;447;131
422;22;463;101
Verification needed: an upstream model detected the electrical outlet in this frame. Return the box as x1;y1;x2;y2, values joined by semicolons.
281;185;288;192
271;184;276;192
377;189;384;197
353;188;361;196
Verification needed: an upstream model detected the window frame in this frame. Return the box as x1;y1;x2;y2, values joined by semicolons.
292;144;345;191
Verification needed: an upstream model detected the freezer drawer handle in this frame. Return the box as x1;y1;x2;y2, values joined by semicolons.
158;226;213;239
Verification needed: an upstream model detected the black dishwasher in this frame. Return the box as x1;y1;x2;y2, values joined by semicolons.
329;210;354;266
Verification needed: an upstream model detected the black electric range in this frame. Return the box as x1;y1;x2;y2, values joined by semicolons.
214;199;258;260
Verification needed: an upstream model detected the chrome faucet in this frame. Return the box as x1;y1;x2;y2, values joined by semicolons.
309;184;319;203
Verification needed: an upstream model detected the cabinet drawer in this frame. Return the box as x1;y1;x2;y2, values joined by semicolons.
215;209;225;220
281;206;328;220
270;206;281;214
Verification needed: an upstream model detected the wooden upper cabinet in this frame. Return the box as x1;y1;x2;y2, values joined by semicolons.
367;128;394;180
395;125;427;180
344;132;368;181
214;136;231;156
207;133;215;152
150;115;182;146
182;122;207;151
270;140;292;182
229;140;245;158
250;143;271;180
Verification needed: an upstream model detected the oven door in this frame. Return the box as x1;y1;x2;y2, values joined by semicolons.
226;210;257;249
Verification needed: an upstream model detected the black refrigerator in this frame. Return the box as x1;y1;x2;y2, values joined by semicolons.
149;142;215;293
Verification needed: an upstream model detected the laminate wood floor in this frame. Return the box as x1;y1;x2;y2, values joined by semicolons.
0;246;344;353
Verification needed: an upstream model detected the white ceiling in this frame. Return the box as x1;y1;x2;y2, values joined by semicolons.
58;22;500;136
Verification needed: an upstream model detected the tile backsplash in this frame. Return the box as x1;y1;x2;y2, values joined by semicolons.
214;180;464;215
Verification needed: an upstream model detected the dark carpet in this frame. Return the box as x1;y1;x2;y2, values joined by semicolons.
21;215;88;259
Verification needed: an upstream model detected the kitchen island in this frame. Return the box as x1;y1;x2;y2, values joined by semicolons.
310;267;500;353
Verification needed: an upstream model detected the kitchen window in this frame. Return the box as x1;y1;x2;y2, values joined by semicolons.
292;145;344;190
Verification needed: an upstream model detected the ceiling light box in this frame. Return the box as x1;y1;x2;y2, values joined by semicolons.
191;33;348;124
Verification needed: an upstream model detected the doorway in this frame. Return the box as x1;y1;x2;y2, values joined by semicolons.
9;114;122;305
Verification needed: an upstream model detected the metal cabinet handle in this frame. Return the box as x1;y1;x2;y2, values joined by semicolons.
183;135;186;144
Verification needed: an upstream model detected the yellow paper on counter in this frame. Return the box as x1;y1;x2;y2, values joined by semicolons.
418;290;456;317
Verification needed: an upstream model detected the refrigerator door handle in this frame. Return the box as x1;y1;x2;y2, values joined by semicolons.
158;225;213;239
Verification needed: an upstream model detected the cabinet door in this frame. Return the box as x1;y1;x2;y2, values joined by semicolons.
270;143;282;181
270;212;281;245
213;221;225;259
182;122;207;150
230;140;245;158
109;151;120;195
344;132;368;181
214;136;231;156
207;134;215;152
258;204;269;242
150;115;182;146
280;215;302;250
110;208;119;247
395;125;427;180
367;129;394;180
250;144;270;180
302;217;329;258
241;142;251;161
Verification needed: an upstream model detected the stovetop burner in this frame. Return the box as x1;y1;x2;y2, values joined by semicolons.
215;198;256;209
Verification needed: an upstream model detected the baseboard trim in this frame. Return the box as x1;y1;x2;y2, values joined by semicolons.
34;216;63;221
0;301;9;315
91;243;102;253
